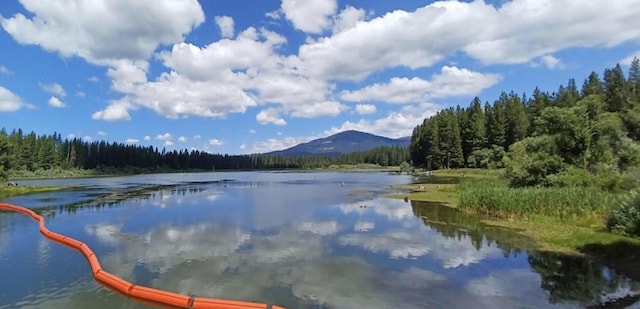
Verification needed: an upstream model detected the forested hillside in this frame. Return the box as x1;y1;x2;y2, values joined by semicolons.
268;130;410;156
410;58;640;190
0;129;409;180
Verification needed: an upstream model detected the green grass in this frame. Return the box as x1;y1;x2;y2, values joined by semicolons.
388;168;639;256
386;183;458;205
429;168;505;178
483;215;640;254
0;186;66;198
457;178;622;222
387;169;503;204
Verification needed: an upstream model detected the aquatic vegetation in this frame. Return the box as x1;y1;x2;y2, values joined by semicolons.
456;178;622;222
0;185;65;198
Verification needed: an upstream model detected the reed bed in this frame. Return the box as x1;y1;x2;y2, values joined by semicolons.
457;178;622;221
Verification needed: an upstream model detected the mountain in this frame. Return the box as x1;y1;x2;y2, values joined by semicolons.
268;130;410;157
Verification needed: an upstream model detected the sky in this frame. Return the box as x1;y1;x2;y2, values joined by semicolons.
1;0;640;155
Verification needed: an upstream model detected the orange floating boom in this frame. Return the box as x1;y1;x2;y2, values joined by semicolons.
0;203;286;309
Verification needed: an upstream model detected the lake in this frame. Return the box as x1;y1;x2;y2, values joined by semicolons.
1;171;639;308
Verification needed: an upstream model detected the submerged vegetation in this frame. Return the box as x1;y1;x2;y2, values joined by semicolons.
0;185;65;199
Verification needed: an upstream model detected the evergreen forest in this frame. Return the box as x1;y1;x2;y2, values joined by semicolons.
410;58;640;191
0;129;408;180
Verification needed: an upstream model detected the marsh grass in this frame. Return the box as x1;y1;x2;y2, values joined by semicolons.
432;168;504;178
0;186;65;198
391;169;639;254
386;183;458;205
457;178;622;222
482;216;640;254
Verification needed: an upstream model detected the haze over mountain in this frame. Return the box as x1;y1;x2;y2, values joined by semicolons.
268;130;409;156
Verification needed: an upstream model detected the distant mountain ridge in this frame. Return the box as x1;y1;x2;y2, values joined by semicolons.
268;130;410;156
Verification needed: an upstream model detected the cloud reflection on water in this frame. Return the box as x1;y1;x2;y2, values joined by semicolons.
4;172;639;308
76;196;530;308
338;199;504;267
83;214;452;308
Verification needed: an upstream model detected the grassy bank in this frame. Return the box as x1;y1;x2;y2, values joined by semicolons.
386;168;497;205
457;178;621;223
389;169;640;255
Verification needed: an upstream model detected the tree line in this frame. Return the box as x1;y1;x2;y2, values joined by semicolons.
0;129;409;180
410;58;640;190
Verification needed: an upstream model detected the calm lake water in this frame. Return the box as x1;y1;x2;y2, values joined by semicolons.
1;171;639;308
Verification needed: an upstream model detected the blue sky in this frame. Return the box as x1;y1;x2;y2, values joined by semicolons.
1;0;639;154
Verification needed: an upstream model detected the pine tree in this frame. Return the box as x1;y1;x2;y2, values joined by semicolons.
624;57;640;141
410;122;427;166
555;79;580;108
629;57;640;103
435;109;463;168
468;97;486;151
0;134;11;181
581;72;604;98
486;98;507;149
527;87;552;135
36;135;55;170
603;64;628;112
424;117;440;170
458;105;472;166
504;92;529;146
460;97;486;167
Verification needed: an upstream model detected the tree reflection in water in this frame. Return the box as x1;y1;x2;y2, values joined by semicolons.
411;200;640;308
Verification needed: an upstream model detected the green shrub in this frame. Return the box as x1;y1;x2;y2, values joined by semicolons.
606;191;640;237
503;138;566;188
547;166;628;192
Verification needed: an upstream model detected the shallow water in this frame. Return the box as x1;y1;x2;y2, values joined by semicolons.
1;171;639;308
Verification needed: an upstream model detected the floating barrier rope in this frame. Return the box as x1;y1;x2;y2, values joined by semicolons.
0;203;285;309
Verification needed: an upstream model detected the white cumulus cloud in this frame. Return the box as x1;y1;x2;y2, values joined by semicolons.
530;54;564;69
1;0;205;65
328;103;441;139
91;99;132;121
332;6;366;34
39;82;66;97
281;0;337;34
48;96;66;108
355;104;376;115
0;86;31;111
208;138;223;146
251;136;301;153
341;66;501;103
289;100;347;118
257;108;287;126
214;15;235;38
156;133;173;141
5;0;640;132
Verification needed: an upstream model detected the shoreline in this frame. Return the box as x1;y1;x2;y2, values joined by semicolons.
385;169;640;281
4;168;639;280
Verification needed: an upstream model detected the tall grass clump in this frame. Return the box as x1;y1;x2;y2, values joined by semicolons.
457;178;621;221
606;191;640;237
